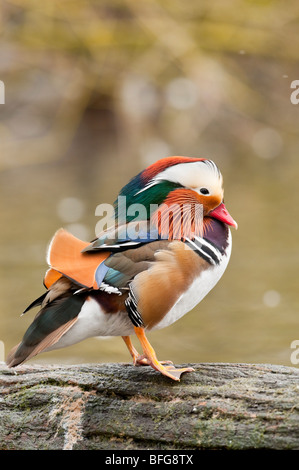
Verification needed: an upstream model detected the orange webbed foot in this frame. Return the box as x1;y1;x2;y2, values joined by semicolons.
134;354;173;368
122;330;194;382
122;336;173;367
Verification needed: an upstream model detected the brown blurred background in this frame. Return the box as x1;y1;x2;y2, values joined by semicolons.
0;0;299;367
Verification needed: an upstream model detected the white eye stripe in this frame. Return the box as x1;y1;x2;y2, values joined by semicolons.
135;160;223;196
203;160;222;178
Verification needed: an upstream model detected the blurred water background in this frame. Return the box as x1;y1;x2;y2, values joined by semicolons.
0;0;299;367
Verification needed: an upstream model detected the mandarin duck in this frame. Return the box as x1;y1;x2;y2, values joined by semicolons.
7;156;237;381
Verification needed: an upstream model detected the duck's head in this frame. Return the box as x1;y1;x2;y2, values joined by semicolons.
116;156;237;239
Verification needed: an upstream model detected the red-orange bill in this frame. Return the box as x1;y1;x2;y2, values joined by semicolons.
209;203;238;229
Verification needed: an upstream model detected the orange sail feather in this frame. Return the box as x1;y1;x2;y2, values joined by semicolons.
44;229;110;289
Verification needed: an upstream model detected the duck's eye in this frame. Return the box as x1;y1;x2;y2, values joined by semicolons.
200;188;209;195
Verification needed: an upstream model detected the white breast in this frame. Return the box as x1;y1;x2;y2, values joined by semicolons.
151;230;232;331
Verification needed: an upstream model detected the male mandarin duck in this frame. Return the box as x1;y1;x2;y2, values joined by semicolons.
7;156;237;381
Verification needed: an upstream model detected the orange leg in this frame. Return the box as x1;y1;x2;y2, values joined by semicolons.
122;335;173;367
122;335;151;366
130;327;194;381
